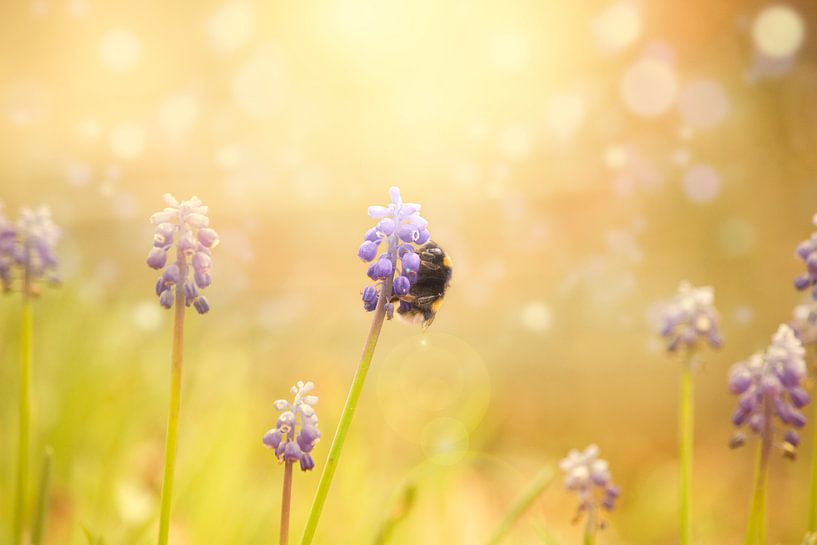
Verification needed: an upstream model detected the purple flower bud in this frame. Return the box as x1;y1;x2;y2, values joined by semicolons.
416;229;431;245
748;413;766;433
283;441;303;463
397;224;420;243
790;387;810;408
738;392;757;412
194;269;212;289
193;296;210;314
732;407;750;426
760;375;781;396
263;429;283;450
795;274;811;291
393;275;411;296
367;257;393;280
192;252;211;271
184;281;198;302
358;240;379;262
797;241;814;259
402;252;421;275
159;289;174;309
163;264;180;286
155;277;166;296
147;248;168;270
300;453;315;471
785;429;800;447
362;285;378;303
728;366;752;394
297;425;321;453
364;227;379;242
179;234;196;257
197;227;219;248
377;218;396;236
153;223;174;247
807;253;817;274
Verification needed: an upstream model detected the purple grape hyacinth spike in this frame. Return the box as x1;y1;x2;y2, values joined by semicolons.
660;281;722;353
559;444;620;532
0;204;61;296
262;381;321;472
146;194;218;314
358;187;430;316
728;324;809;456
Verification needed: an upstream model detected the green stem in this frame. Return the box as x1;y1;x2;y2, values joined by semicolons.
583;506;596;545
157;263;187;545
808;376;817;532
299;274;394;545
280;461;294;545
13;295;33;545
745;396;773;545
679;363;694;545
485;467;554;545
31;447;53;545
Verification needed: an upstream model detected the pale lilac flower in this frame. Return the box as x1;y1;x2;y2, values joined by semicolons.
262;381;321;472
660;281;722;352
728;325;809;456
559;444;620;530
790;299;817;345
0;204;60;295
358;187;430;316
147;194;218;314
794;214;817;295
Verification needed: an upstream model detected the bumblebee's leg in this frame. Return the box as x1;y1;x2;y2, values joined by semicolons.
415;294;440;306
420;260;441;271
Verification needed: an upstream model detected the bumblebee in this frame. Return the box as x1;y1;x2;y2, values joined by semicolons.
393;241;452;329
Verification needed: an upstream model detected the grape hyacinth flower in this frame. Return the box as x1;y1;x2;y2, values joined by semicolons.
148;194;218;545
729;325;808;545
300;187;432;545
263;381;321;545
559;445;620;545
147;194;218;314
791;299;817;346
0;204;60;545
660;281;722;353
357;186;429;318
658;281;722;545
793;214;817;297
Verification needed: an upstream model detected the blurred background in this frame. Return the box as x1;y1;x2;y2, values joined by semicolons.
1;0;817;543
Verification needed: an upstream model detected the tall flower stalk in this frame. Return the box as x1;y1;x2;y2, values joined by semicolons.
1;205;60;545
793;218;817;533
728;325;809;545
300;187;431;545
660;281;722;545
262;381;321;545
559;445;620;545
147;194;218;545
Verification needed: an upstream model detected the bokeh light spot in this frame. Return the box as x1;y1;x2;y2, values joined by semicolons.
752;5;805;59
205;1;254;54
158;94;200;138
682;164;720;204
109;122;146;160
593;1;641;53
520;301;552;333
489;32;530;72
546;93;586;141
498;125;533;160
679;79;729;130
718;217;756;257
420;417;469;466
620;58;677;118
99;29;142;73
232;45;290;118
133;300;162;331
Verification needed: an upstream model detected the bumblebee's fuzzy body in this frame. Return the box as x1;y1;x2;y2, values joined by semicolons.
394;241;452;329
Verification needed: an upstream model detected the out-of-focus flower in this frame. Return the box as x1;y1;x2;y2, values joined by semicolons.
728;324;808;457
0;204;61;295
262;381;321;472
147;194;218;314
660;281;722;352
794;215;817;296
559;444;620;530
358;187;430;316
790;299;817;345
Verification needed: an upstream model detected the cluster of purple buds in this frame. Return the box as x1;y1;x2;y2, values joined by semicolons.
0;205;61;295
794;215;817;296
262;381;321;472
559;444;620;530
728;324;809;458
358;187;429;318
660;281;722;353
147;194;218;314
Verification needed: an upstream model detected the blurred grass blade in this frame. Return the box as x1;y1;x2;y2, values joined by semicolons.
81;525;105;545
531;520;561;545
486;466;554;545
31;446;53;545
371;482;417;545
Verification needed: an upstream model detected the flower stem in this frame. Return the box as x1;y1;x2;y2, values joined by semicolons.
745;396;773;545
299;275;394;545
808;376;817;532
13;295;32;545
280;461;294;545
485;466;554;545
31;446;53;545
157;264;187;545
583;507;596;545
679;362;694;545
